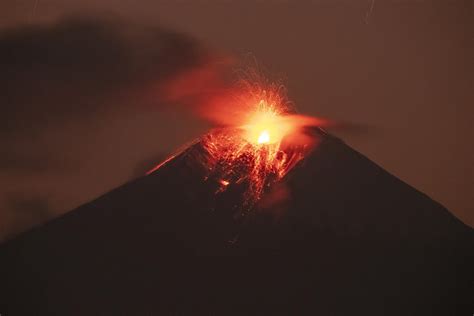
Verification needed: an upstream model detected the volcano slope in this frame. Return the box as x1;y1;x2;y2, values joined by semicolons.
1;128;473;315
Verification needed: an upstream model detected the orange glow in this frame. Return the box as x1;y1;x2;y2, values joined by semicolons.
257;130;270;144
151;66;324;209
242;99;291;145
200;92;318;207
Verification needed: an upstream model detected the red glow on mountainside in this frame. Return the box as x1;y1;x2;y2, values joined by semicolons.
151;65;323;208
200;97;319;207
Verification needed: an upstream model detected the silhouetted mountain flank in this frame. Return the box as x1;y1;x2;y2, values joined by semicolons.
1;128;473;315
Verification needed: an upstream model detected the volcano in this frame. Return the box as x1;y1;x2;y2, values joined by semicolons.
1;128;473;315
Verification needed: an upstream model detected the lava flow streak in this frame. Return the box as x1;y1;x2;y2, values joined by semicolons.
150;71;323;208
201;99;318;207
196;76;324;207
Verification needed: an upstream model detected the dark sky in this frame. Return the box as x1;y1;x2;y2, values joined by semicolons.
0;0;472;240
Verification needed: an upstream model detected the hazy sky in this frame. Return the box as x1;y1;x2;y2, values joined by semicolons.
0;0;472;240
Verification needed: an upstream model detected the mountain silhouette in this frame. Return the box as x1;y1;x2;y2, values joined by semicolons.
1;128;472;315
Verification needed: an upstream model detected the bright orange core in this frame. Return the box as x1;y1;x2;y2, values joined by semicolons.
242;104;291;145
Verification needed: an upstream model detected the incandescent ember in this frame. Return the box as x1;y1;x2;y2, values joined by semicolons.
151;79;322;209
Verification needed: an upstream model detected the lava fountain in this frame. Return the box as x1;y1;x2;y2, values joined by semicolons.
150;71;323;209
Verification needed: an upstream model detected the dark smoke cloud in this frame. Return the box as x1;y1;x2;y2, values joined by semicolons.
0;16;216;241
0;16;206;135
0;152;72;173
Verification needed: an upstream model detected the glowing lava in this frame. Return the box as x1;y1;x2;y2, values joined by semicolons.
200;96;316;208
242;99;289;145
150;72;322;210
257;130;270;144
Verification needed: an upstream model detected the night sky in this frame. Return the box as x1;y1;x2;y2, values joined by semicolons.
0;0;472;240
